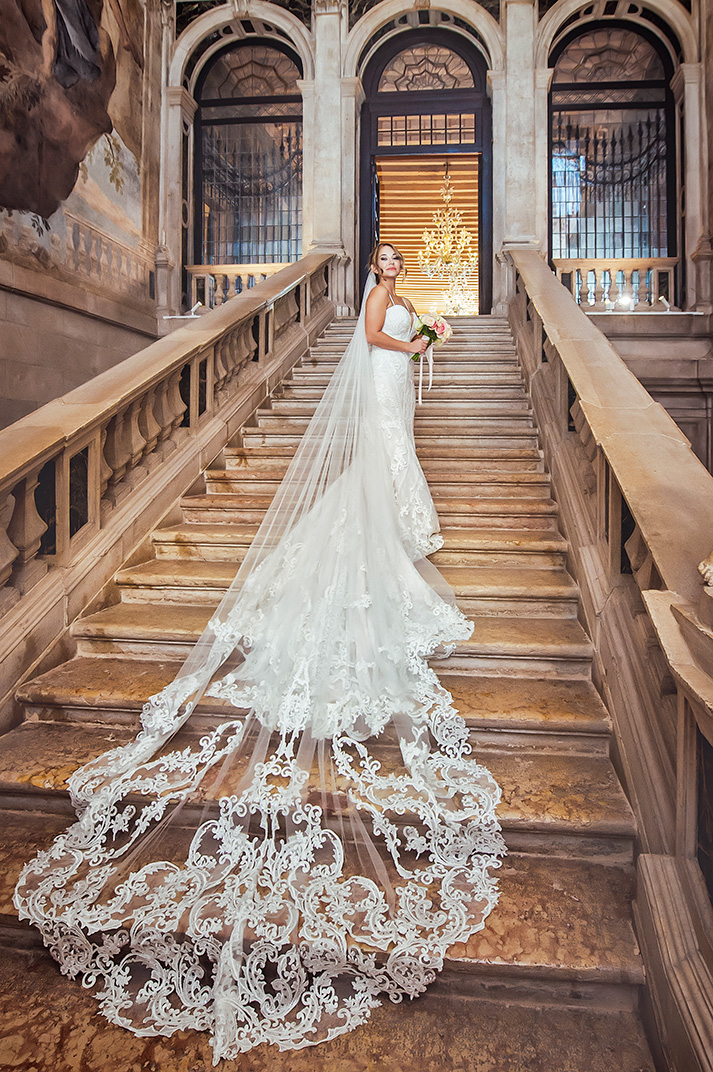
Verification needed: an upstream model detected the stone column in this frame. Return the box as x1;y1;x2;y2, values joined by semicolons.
502;0;539;246
158;86;197;325
308;0;347;255
672;63;710;311
340;76;365;314
534;66;554;254
488;69;508;313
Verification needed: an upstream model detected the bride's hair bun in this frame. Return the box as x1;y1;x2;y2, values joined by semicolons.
369;241;406;279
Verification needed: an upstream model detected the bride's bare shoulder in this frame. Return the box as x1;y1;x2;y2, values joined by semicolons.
365;284;388;313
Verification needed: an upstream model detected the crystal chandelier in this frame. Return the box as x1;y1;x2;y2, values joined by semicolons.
418;167;478;314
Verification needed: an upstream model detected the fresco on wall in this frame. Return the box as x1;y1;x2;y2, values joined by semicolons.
0;0;153;303
0;0;118;217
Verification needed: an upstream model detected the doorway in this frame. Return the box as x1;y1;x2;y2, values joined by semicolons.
375;154;480;314
359;29;492;312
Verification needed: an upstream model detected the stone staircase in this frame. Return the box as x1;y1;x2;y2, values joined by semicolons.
0;317;657;1071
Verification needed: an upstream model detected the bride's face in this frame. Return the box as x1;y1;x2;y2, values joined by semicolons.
377;246;403;280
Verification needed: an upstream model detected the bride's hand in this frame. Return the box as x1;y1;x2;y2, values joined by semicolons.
411;334;429;355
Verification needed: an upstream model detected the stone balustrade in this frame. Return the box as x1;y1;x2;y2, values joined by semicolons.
0;253;334;716
553;257;679;311
186;263;290;308
58;212;155;304
508;248;713;1072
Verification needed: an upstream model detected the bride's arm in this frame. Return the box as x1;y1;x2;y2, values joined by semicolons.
365;288;428;354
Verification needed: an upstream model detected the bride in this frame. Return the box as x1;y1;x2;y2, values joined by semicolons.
14;241;505;1061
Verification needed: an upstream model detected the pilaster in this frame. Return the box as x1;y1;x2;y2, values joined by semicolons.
502;0;539;246
672;64;710;310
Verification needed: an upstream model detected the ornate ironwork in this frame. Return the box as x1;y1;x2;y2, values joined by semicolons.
350;0;499;30
550;25;673;262
176;1;226;38
378;44;474;92
176;0;312;36
195;44;303;265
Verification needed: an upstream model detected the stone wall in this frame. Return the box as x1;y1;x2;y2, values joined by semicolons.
0;0;166;427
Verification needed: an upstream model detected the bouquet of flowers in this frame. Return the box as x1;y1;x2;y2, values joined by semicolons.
411;313;452;360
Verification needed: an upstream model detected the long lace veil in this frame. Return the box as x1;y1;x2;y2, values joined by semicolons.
15;272;505;1061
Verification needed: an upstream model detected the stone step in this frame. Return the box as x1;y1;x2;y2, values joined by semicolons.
112;560;578;617
432;528;569;567
242;430;541;450
70;602;592;673
279;383;528;401
264;399;533;418
179;493;559;529
431;498;560;532
152;524;566;567
222;443;545;471
16;659;609;753
0;722;633;859
253;414;536;433
0;941;657;1072
304;359;520;373
203;469;552;499
291;368;524;386
0;809;642;994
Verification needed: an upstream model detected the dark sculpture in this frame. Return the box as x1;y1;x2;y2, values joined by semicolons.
0;0;117;218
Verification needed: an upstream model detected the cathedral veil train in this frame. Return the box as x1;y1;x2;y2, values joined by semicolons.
13;242;505;1062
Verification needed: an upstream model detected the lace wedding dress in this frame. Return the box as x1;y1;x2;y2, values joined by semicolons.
15;281;505;1062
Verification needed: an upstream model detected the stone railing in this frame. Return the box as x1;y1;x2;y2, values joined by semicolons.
58;212;155;304
186;263;291;309
0;253;335;725
553;257;679;311
508;248;713;1072
0;209;155;309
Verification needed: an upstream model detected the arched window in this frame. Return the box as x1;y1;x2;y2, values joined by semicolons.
194;42;303;266
359;31;492;312
549;25;674;263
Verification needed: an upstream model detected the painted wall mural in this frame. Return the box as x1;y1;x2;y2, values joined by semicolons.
0;0;156;309
0;0;119;217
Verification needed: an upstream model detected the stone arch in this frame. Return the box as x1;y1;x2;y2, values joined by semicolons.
343;0;504;81
169;1;315;91
535;0;697;69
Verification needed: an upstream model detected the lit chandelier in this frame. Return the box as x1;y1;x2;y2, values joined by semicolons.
418;166;478;314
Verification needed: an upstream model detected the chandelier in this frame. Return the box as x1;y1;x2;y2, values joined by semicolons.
418;167;478;314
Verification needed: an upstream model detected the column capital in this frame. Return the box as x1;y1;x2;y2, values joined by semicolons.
313;0;346;15
166;86;198;121
341;76;365;107
535;66;554;91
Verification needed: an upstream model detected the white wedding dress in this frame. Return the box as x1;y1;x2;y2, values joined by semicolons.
15;283;505;1062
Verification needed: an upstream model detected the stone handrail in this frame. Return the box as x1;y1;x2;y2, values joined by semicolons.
553;256;678;311
508;247;713;1072
186;263;290;308
0;253;335;624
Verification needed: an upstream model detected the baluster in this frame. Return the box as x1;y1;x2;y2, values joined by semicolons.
167;368;188;434
215;274;226;306
153;377;175;443
120;250;130;292
99;426;112;497
138;387;161;466
102;408;133;508
610;269;621;307
90;234;101;279
593;268;604;309
0;492;20;616
124;398;147;485
578;269;588;307
7;470;49;594
214;339;230;399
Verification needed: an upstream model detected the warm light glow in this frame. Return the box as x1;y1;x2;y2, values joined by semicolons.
418;168;478;314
